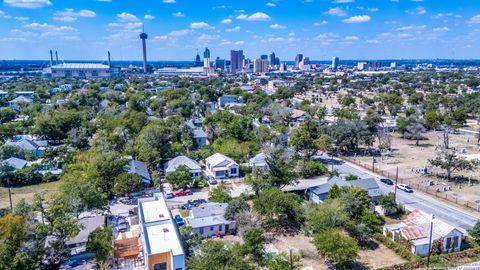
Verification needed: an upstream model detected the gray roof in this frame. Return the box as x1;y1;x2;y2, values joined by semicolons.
5;138;46;151
164;155;202;174
191;203;228;219
188;215;228;229
249;152;267;167
193;128;207;139
66;216;105;246
126;159;151;184
2;157;27;169
310;176;382;198
52;63;110;69
9;96;33;103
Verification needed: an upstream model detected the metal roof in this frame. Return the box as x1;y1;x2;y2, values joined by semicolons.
164;155;202;174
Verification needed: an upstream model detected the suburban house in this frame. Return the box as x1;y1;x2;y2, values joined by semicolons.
5;135;48;158
384;209;463;256
8;96;33;110
164;156;202;178
186;118;208;147
138;193;185;270
187;203;236;237
65;215;106;257
205;153;239;179
308;176;382;203
248;152;268;171
125;157;151;186
217;95;241;107
290;109;310;123
1;157;28;170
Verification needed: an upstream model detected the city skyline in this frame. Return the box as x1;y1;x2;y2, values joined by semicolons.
0;0;480;61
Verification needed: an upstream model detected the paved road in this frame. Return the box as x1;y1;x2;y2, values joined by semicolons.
316;155;480;232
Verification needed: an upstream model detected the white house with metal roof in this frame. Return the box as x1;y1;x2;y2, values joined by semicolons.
248;152;268;171
138;193;185;270
205;153;239;179
384;209;463;256
1;157;28;170
308;176;382;203
187;203;236;237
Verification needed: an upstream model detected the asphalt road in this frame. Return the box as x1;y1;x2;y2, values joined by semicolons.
316;155;480;232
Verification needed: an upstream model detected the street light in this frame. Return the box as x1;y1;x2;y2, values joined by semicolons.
426;214;435;269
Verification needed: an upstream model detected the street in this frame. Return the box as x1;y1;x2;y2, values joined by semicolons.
317;155;480;232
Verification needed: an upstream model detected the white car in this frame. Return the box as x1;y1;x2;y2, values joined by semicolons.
397;184;413;193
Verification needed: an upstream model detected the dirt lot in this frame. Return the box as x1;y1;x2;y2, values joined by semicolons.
271;234;405;270
0;181;60;209
352;131;480;204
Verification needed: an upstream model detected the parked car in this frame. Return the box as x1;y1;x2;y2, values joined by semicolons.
164;190;173;199
182;199;208;209
175;214;185;226
207;176;217;185
397;184;413;193
173;188;192;197
380;178;394;185
116;218;128;232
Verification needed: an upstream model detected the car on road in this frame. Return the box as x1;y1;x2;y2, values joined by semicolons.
164;190;173;199
173;188;192;197
182;199;207;209
207;176;217;185
397;184;413;193
380;178;394;185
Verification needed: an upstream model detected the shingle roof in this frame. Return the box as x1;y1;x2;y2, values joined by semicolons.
309;176;382;198
188;215;227;228
9;96;33;103
249;152;267;167
164;156;201;174
190;203;228;219
205;153;237;167
193;128;207;138
2;157;27;169
126;159;151;184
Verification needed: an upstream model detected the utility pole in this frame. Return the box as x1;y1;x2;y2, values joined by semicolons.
426;215;435;269
394;166;398;201
289;249;293;270
372;156;375;172
7;177;12;210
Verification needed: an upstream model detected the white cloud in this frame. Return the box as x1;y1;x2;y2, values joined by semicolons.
468;14;480;24
225;26;241;32
342;15;371;23
172;12;184;17
198;34;220;41
367;8;379;12
4;0;51;8
190;22;213;29
344;35;359;41
270;23;286;29
266;2;276;7
408;6;426;15
221;18;232;24
23;22;78;39
144;14;155;20
324;7;346;17
163;0;176;3
396;24;426;31
54;8;96;22
168;29;191;37
117;12;139;22
236;12;271;21
366;39;379;43
234;40;244;45
433;26;449;32
268;37;285;42
14;16;29;21
333;0;354;3
313;20;328;26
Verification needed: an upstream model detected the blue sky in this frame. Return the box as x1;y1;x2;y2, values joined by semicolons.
0;0;479;61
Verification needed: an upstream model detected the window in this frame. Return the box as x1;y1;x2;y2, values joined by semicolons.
199;227;204;234
230;168;237;174
218;225;222;231
153;263;167;270
210;226;214;231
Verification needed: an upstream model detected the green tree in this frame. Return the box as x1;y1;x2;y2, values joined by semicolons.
253;189;304;226
377;193;405;216
0;214;27;248
165;165;192;189
224;197;250;220
326;184;341;200
0;107;16;123
306;199;347;233
113;173;142;196
242;228;265;262
266;252;303;270
188;240;253;270
429;150;475;180
312;229;359;267
424;110;440;130
208;182;232;203
86;226;114;268
360;209;382;233
467;221;480;243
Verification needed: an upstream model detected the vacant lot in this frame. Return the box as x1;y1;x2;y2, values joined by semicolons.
271;234;406;270
352;131;480;204
0;181;60;209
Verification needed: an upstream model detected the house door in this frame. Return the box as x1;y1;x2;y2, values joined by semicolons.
225;224;229;232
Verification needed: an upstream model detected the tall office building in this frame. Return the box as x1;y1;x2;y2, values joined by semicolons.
275;57;280;66
332;56;339;70
260;54;268;60
215;57;226;71
194;51;202;67
253;58;269;74
269;52;276;68
295;54;303;68
357;62;368;70
230;50;244;73
203;47;213;75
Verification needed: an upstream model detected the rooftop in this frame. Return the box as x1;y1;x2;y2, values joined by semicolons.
51;63;110;69
139;198;170;224
145;220;183;256
165;155;202;173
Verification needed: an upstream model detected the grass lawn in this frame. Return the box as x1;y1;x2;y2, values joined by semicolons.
0;181;60;209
